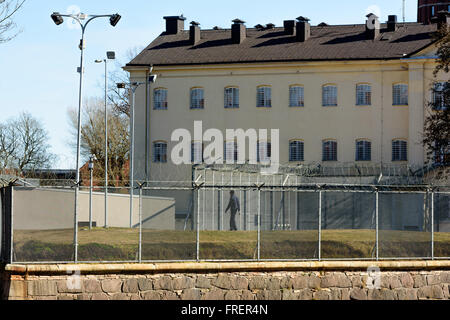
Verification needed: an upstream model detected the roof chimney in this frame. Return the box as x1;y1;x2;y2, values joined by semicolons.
295;16;310;42
365;13;380;40
284;20;296;35
163;15;186;35
231;19;246;44
433;11;450;29
387;15;398;32
189;21;201;45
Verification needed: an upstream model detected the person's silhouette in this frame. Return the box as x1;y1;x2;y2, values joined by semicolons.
225;190;240;231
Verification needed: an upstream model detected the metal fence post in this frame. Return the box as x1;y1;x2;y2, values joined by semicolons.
376;190;379;261
196;187;200;261
257;187;261;261
138;185;142;263
318;189;322;261
431;190;434;260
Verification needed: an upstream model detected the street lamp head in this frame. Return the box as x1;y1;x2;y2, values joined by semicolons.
106;51;116;60
148;75;157;83
117;83;126;89
94;59;103;63
110;14;121;27
51;12;64;25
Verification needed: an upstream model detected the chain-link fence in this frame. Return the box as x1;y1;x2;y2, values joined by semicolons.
1;181;449;264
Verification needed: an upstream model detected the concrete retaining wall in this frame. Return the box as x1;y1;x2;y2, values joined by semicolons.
1;261;449;300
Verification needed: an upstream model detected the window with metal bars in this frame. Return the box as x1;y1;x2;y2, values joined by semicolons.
393;84;408;105
191;142;203;164
289;86;304;107
322;140;337;161
355;140;372;161
289;140;304;162
434;141;450;165
432;82;448;111
153;88;168;110
356;84;371;106
392;140;407;161
153;142;167;163
190;88;204;109
257;141;271;162
257;86;272;107
224;141;239;163
322;85;337;106
224;87;239;108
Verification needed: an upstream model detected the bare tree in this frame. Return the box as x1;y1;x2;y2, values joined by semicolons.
423;26;450;165
0;112;55;174
0;0;26;44
68;98;130;186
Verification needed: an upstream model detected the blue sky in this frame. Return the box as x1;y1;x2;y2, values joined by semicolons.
0;0;419;169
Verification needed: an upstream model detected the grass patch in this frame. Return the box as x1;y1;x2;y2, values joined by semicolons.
11;228;450;262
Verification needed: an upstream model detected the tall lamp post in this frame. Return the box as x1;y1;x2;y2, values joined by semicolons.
95;51;115;228
117;74;156;228
51;11;121;262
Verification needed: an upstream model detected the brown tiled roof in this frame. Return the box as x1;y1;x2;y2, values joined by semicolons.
127;23;438;67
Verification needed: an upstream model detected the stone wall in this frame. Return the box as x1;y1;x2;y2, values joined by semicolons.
1;263;449;300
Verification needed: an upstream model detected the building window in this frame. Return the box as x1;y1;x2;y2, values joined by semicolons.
153;88;168;110
257;141;271;163
356;84;372;106
432;82;448;111
224;141;239;163
257;86;272;107
322;85;337;106
190;88;204;109
393;84;408;105
392;140;407;162
356;140;372;161
153;142;167;163
191;142;203;164
322;140;337;161
434;141;450;165
289;140;304;162
432;6;435;16
224;87;239;108
289;86;304;107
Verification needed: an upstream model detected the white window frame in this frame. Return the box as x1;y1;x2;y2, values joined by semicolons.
289;140;304;162
392;139;408;162
224;87;239;109
289;85;304;107
257;86;272;108
190;87;205;109
153;88;168;110
356;84;372;106
322;85;338;107
393;83;408;106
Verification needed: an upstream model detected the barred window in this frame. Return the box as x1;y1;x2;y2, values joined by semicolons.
356;140;372;161
289;140;304;162
153;88;168;110
289;86;304;107
392;140;407;162
257;86;272;107
322;140;337;161
153;142;167;163
432;82;448;111
356;84;371;106
224;141;239;163
393;84;408;105
322;85;337;106
224;87;239;108
191;142;203;164
257;141;271;163
190;88;204;109
434;141;450;165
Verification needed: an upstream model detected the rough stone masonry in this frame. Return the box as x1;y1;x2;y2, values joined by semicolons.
1;262;449;300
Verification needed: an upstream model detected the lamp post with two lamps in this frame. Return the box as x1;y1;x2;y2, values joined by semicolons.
117;73;157;228
95;51;115;228
51;11;121;262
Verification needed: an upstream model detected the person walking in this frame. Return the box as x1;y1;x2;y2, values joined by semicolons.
225;190;240;231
